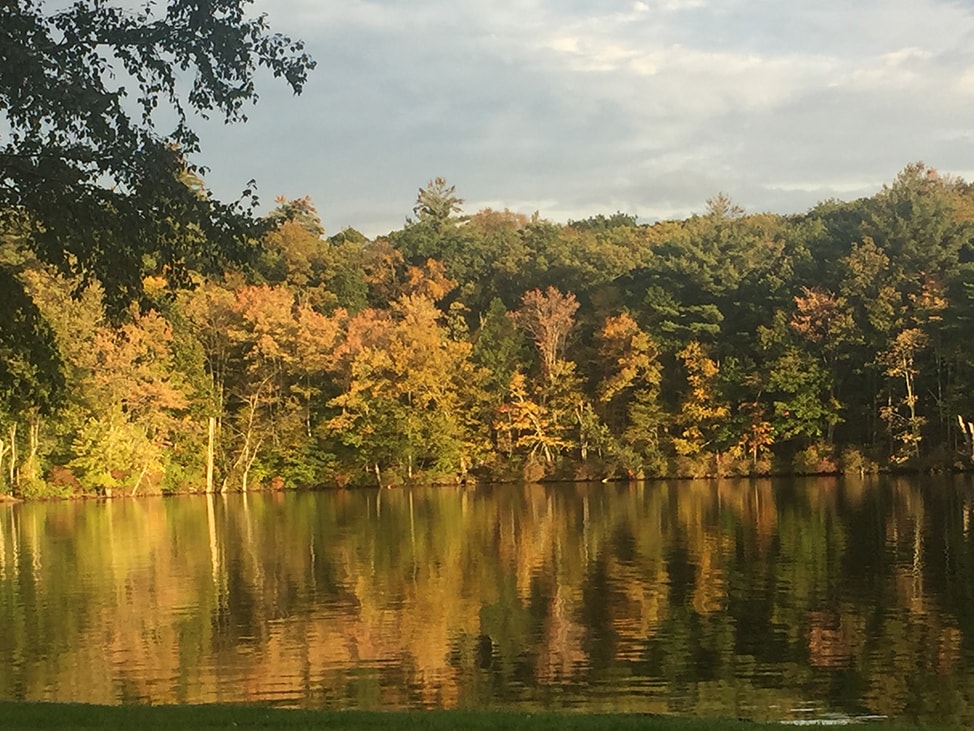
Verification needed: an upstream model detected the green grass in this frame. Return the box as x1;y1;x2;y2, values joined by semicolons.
0;703;961;731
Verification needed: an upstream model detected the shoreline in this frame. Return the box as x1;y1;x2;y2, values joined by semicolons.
0;702;943;730
2;468;973;504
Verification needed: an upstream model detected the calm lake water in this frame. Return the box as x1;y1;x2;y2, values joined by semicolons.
1;477;973;724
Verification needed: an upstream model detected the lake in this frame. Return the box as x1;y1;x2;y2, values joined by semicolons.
1;476;972;724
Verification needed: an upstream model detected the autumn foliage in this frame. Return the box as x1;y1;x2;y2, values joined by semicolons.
4;163;974;494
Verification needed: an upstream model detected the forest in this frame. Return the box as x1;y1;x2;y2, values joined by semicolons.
3;162;974;497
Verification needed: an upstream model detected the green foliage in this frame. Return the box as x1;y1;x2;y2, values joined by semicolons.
265;196;325;237
69;405;163;494
0;268;64;418
2;1;315;316
791;442;838;474
10;163;974;488
472;298;529;401
256;198;371;313
568;211;639;232
412;177;465;232
863;163;972;280
767;349;843;442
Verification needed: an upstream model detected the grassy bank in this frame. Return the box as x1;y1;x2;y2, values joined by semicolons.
0;703;958;730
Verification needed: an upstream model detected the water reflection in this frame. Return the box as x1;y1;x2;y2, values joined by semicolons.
0;477;973;724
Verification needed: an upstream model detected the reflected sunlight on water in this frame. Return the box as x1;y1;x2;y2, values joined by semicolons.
0;476;973;724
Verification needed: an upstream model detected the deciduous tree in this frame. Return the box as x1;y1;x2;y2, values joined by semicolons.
1;0;315;412
513;287;579;383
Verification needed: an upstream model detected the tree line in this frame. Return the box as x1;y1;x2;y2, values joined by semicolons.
4;164;974;495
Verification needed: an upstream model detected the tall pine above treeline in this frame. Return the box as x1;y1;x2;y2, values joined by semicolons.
5;164;974;496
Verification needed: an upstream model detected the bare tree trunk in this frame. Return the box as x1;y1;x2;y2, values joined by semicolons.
903;361;921;460
206;416;216;493
23;416;40;484
240;438;262;493
958;415;974;461
236;379;270;492
0;437;8;493
576;402;594;462
238;394;259;493
131;462;150;496
8;423;17;488
29;418;39;460
222;385;265;493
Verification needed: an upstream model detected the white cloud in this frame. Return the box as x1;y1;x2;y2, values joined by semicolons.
192;0;974;236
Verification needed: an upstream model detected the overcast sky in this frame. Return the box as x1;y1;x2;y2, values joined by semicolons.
192;0;974;238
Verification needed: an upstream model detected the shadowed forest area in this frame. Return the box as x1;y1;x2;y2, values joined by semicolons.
4;164;974;496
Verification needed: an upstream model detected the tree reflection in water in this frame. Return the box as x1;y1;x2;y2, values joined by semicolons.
0;476;972;724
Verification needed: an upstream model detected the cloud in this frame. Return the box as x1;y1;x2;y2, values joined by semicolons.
194;0;974;236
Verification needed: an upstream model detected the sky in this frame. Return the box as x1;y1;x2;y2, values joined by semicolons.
192;0;974;238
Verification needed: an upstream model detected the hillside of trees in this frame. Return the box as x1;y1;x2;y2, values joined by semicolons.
3;163;974;496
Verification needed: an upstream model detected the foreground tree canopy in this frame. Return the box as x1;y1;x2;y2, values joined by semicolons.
4;163;974;496
0;0;315;422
